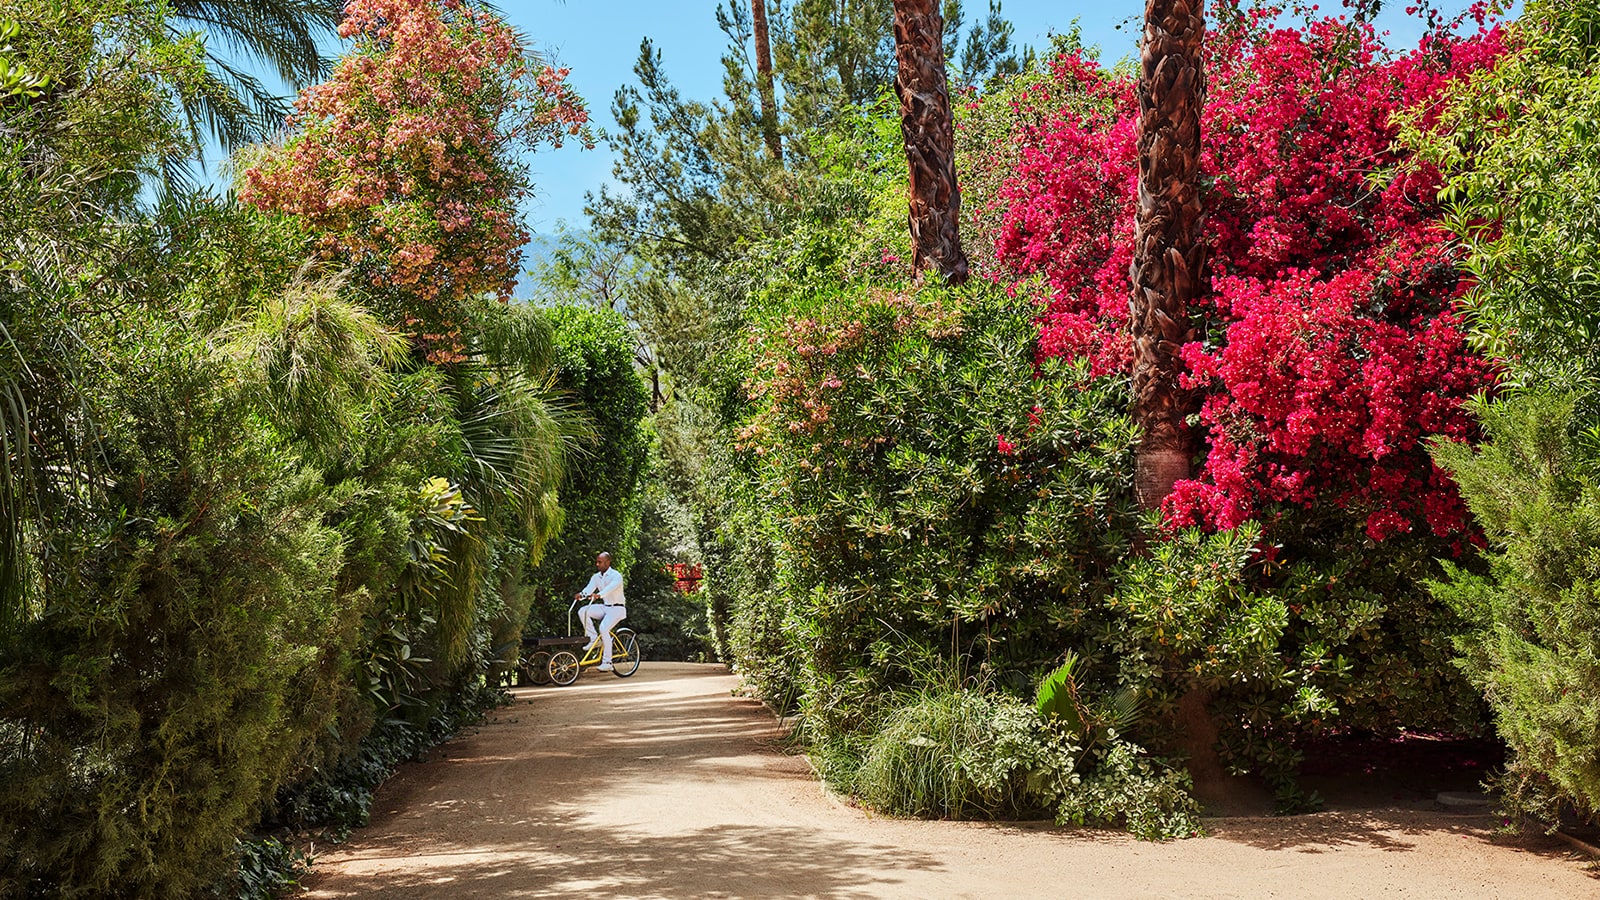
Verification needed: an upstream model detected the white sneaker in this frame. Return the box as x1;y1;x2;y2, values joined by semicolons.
583;637;600;651
597;663;614;672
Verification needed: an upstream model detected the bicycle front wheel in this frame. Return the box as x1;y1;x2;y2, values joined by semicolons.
549;650;581;686
611;629;641;677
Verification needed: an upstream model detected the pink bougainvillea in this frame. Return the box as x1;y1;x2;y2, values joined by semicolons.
988;3;1505;541
241;0;588;362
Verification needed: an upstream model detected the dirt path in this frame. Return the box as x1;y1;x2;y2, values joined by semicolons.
302;663;1597;899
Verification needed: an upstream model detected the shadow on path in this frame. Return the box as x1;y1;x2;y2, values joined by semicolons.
313;820;944;899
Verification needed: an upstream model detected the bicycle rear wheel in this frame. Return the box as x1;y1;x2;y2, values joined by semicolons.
524;650;552;686
611;629;641;677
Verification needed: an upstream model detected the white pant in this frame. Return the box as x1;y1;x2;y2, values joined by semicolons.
578;603;627;663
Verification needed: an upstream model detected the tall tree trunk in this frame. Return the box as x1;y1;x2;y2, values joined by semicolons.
1133;0;1268;816
1130;0;1206;511
751;0;783;162
892;0;969;285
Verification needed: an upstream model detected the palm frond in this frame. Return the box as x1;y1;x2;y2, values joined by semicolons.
467;297;560;377
169;0;344;87
178;51;290;155
164;0;344;152
453;363;594;542
214;268;403;453
0;295;98;635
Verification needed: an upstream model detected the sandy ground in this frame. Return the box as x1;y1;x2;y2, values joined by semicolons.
300;662;1599;899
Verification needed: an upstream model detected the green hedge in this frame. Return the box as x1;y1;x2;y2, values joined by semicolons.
0;340;358;897
526;306;651;635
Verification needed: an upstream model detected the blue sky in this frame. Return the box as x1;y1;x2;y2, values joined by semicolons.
497;0;1502;232
199;1;1507;232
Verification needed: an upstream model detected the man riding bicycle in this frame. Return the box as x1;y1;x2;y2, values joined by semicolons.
575;552;626;671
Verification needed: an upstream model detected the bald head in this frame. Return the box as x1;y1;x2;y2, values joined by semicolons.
596;552;611;572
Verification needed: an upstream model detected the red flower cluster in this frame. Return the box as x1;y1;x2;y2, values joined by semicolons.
991;5;1505;541
669;562;703;595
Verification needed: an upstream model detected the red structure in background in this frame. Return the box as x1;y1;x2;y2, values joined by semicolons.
670;562;703;594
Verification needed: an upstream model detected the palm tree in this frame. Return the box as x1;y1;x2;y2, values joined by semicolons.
890;0;969;284
1130;0;1267;814
1129;0;1205;510
168;0;345;152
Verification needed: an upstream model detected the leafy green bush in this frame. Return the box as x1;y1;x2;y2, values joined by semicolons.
0;2;605;895
1040;738;1201;842
736;283;1143;716
1400;0;1600;824
727;282;1228;832
1431;392;1600;824
267;679;505;840
1403;0;1600;395
729;272;1487;824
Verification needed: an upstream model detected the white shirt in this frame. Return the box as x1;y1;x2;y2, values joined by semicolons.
582;567;625;606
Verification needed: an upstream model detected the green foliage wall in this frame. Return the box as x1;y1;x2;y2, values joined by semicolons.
0;336;356;897
526;306;651;634
0;3;586;892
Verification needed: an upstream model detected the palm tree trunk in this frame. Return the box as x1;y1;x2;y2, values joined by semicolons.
751;0;783;162
1133;0;1268;816
1130;0;1206;510
892;0;969;285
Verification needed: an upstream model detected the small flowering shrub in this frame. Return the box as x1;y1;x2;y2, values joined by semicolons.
979;3;1505;542
241;0;589;361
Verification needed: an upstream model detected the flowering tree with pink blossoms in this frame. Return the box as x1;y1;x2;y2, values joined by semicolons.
242;0;589;362
987;4;1505;544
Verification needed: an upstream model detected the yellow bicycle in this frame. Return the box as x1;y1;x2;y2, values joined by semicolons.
519;597;642;686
